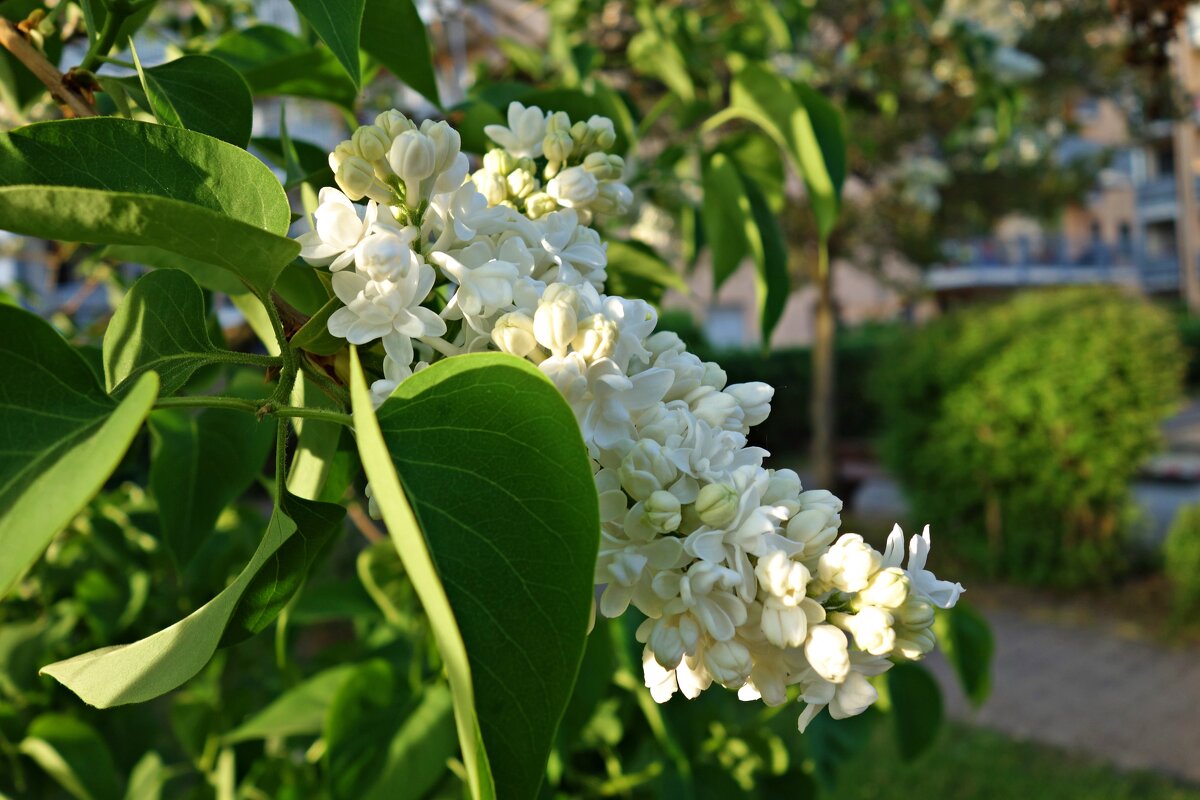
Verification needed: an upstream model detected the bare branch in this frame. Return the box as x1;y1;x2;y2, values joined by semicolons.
0;18;95;118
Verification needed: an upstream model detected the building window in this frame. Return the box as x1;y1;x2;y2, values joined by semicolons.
704;305;748;350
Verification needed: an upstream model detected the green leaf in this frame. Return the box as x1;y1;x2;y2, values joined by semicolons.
290;297;345;355
0;307;158;598
0;118;297;293
706;61;844;240
361;0;440;106
886;663;944;761
149;403;274;570
222;491;346;645
938;603;994;708
112;55;254;147
348;348;494;800
741;174;790;344
0;117;290;233
253;135;335;189
41;492;338;706
101;245;247;297
224;664;358;743
451;99;506;155
123;751;169;800
356;540;412;626
104;270;221;396
354;350;600;800
287;377;353;502
289;0;365;87
701;153;752;289
19;713;122;800
206;25;358;109
603;239;687;306
793;82;847;204
364;684;456;800
326;660;409;800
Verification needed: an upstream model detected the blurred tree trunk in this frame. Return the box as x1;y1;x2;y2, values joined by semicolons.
812;243;837;491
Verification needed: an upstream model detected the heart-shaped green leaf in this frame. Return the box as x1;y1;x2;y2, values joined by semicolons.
288;0;366;88
113;54;254;147
354;351;599;799
42;491;344;706
104;269;223;396
0;118;296;293
0;306;158;598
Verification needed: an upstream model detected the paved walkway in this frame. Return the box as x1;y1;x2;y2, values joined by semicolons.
924;607;1200;782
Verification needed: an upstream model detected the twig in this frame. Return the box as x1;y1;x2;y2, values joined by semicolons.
0;18;94;117
347;502;386;544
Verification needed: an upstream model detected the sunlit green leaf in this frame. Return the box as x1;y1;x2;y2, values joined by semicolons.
103;270;223;397
604;239;687;306
0;306;158;598
111;54;254;147
288;0;366;87
42;492;340;706
224;664;358;743
206;25;358;109
354;351;599;799
701;153;752;289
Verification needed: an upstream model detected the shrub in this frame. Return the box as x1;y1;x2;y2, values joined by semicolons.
1166;503;1200;616
875;287;1185;586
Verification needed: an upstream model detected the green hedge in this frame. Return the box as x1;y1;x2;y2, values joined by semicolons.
874;287;1184;586
657;311;892;454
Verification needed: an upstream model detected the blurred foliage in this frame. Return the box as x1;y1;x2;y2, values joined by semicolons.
1165;503;1200;619
875;287;1185;586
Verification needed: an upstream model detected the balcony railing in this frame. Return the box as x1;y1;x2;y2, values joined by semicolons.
928;235;1179;293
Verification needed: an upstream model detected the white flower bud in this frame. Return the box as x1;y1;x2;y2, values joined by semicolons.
799;489;843;514
375;109;415;138
352;125;391;162
805;624;851;683
420;119;462;174
763;469;802;506
546;166;599;208
725;382;774;428
506;168;537;200
702;362;727;390
572;313;619;361
690;388;743;430
695;482;739;527
387;130;437;193
643;490;682;533
491;312;539;357
525;191;558;218
834;608;896;656
543;130;574;163
545;111;572;133
483;148;518;175
856;567;910;610
894;595;935;630
583;151;615;178
336;156;382;201
818;534;882;594
592;181;633;215
892;627;937;661
328;140;357;173
533;288;579;356
588;114;617;149
619;440;677;502
786;508;839;559
472;169;509;206
703;640;752;688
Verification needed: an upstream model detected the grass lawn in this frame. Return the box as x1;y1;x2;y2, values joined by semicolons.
837;722;1200;800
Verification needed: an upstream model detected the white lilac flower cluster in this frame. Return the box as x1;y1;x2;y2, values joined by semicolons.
298;103;964;733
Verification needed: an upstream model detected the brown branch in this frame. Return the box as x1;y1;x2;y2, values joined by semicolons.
0;18;94;118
